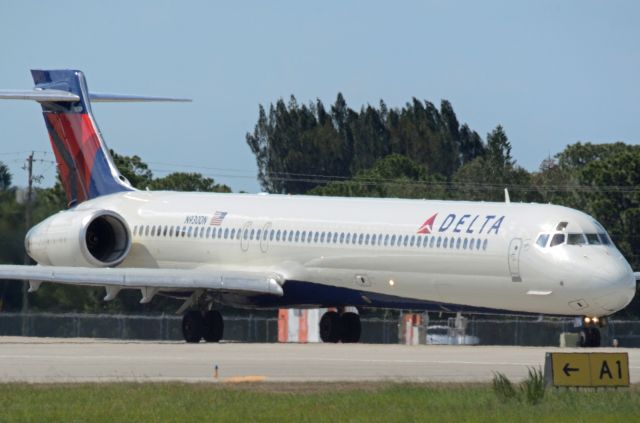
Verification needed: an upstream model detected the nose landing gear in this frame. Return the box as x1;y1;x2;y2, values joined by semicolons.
579;316;604;347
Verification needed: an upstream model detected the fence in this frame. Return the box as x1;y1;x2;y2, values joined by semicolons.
0;312;639;346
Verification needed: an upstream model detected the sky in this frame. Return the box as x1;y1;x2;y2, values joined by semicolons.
0;1;638;193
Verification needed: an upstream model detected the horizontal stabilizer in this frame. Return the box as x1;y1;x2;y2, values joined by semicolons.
0;90;190;103
0;89;80;102
89;93;191;102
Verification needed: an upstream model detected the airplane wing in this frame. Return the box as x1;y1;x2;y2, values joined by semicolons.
0;265;284;303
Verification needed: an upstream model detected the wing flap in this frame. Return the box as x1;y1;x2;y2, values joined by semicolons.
0;265;284;296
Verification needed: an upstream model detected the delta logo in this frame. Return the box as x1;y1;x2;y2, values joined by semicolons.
417;213;505;235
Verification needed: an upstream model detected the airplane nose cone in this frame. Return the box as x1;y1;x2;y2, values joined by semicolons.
591;258;636;313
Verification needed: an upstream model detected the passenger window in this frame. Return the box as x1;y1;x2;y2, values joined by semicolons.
358;234;363;245
437;236;442;248
550;233;565;247
320;232;325;243
206;227;211;238
275;230;281;241
567;233;586;245
483;239;488;250
169;226;174;237
403;236;408;247
133;226;138;236
422;236;428;247
256;229;261;240
223;228;229;239
456;238;461;249
287;231;293;242
339;232;345;243
352;233;358;244
443;237;448;248
463;238;468;249
365;234;370;245
409;236;415;247
384;234;390;246
295;231;300;242
429;237;435;248
370;234;376;245
200;227;206;238
151;226;156;237
536;234;549;248
476;239;481;250
301;231;306;242
333;232;338;243
187;227;193;238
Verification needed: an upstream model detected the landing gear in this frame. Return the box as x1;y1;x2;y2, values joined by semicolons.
319;310;361;343
181;310;224;343
203;310;224;342
580;327;601;348
579;316;603;347
182;310;204;343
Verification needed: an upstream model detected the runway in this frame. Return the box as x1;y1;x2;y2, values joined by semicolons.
0;337;638;384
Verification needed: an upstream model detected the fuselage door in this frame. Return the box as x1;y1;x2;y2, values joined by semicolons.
508;238;522;282
241;221;252;252
260;222;272;253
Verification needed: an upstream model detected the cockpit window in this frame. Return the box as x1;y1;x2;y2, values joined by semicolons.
598;232;611;245
586;233;601;245
556;222;568;231
567;233;586;245
550;233;565;247
536;234;549;248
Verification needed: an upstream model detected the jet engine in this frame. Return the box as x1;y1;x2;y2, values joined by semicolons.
25;209;131;267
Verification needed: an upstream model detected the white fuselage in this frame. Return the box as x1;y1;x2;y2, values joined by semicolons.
29;191;636;317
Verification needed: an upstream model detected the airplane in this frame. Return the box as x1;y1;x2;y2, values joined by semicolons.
0;69;636;347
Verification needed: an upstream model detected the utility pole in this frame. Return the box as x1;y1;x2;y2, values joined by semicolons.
19;152;43;335
21;152;37;322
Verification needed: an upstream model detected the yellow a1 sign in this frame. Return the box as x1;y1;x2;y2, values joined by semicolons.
545;352;629;387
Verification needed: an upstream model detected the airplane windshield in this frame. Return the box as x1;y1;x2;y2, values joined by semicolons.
586;233;601;245
550;233;565;247
567;233;587;245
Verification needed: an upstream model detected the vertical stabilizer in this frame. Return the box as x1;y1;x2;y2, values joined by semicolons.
31;70;133;206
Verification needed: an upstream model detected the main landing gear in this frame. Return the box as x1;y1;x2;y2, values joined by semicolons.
579;316;603;347
319;310;361;343
182;310;224;343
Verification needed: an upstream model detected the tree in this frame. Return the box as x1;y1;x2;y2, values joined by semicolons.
150;172;231;192
0;161;11;191
309;154;446;200
110;150;153;189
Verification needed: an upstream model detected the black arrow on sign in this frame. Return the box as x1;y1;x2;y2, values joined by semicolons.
563;363;579;376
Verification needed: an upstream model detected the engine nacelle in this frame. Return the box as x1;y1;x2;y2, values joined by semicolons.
26;209;131;267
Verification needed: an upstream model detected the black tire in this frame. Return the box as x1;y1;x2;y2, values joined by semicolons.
320;311;341;343
579;327;601;347
340;312;361;343
182;310;204;343
202;310;224;343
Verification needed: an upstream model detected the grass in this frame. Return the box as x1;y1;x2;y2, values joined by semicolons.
0;382;638;422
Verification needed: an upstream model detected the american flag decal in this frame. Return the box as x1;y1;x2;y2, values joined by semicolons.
210;211;228;226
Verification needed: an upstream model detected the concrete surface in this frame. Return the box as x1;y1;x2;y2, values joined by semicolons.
0;337;638;384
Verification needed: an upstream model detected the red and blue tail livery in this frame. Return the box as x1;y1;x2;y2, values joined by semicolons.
0;69;190;207
32;70;133;206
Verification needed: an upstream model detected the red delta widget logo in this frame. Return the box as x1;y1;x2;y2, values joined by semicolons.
417;213;505;235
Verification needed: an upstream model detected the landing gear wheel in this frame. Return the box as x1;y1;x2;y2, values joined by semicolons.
320;311;341;343
203;310;224;343
340;312;361;343
580;327;601;347
182;310;204;343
